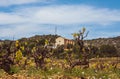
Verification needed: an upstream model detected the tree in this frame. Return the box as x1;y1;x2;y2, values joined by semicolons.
32;39;53;69
68;27;90;68
0;41;15;74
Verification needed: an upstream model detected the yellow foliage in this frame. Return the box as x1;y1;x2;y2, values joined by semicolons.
25;42;28;45
32;47;36;53
20;46;24;51
90;62;99;69
16;40;19;43
15;40;19;47
44;58;51;63
38;55;42;59
72;33;79;38
15;50;23;61
63;59;67;63
45;39;49;45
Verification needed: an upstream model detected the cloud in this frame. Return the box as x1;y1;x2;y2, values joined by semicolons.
0;24;55;39
0;4;120;39
1;5;120;25
0;12;29;25
34;5;120;25
0;0;52;7
13;5;120;25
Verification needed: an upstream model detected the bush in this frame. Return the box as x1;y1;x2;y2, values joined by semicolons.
89;46;99;58
99;45;117;57
53;45;65;59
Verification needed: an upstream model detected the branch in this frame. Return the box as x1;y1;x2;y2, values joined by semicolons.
83;31;89;39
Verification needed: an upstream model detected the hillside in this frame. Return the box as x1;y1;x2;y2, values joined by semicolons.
1;35;120;51
85;36;120;54
0;35;120;54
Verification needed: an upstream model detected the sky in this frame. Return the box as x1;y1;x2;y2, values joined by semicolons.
0;0;120;40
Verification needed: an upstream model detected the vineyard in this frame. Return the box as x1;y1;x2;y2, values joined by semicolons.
0;28;120;79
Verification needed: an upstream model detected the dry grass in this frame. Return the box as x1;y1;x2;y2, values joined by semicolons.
0;57;120;79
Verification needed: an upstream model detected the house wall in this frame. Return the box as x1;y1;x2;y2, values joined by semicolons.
55;37;74;48
55;37;65;46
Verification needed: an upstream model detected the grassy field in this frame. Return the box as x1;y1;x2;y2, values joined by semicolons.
0;57;120;79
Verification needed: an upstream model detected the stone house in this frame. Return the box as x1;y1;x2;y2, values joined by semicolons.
55;37;74;48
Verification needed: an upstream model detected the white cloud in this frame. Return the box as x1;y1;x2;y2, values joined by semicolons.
0;5;120;25
15;5;120;25
34;5;120;25
0;0;51;6
0;24;54;39
0;12;29;25
0;5;120;39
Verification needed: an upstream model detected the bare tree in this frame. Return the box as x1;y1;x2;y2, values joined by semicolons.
69;27;89;69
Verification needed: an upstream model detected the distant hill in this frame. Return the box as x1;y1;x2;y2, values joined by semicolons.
19;34;59;42
85;36;120;54
19;35;120;54
0;35;120;54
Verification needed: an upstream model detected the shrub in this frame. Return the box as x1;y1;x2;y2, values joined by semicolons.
99;45;117;57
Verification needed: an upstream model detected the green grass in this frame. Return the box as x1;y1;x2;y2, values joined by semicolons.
0;58;120;79
24;66;63;78
10;65;21;74
0;66;120;79
0;69;6;77
63;67;120;79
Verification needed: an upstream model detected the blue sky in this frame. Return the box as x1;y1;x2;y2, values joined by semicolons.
0;0;120;40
